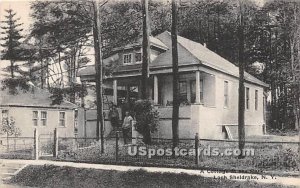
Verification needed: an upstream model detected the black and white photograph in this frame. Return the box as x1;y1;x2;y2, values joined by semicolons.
0;0;299;187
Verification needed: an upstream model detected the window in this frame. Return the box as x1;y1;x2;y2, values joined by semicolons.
123;53;133;64
179;81;187;103
135;52;142;63
190;79;204;103
74;110;78;134
59;112;66;127
33;111;38;126
2;110;8;119
224;81;229;107
1;110;8;124
255;90;258;110
200;79;204;103
41;111;47;126
190;81;196;103
246;87;250;109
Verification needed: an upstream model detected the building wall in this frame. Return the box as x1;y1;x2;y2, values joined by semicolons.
155;67;265;139
92;68;265;140
77;109;115;138
155;106;195;139
0;107;75;138
198;66;265;139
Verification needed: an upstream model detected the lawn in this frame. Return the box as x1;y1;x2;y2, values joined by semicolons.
7;165;295;188
55;138;300;175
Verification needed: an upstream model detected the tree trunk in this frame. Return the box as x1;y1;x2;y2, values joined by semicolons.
171;0;179;148
141;0;151;145
40;58;44;89
10;60;14;78
238;0;245;158
58;51;64;88
141;0;150;100
93;1;105;153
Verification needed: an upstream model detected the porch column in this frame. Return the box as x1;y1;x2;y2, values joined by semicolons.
153;75;158;104
195;70;201;104
113;79;117;105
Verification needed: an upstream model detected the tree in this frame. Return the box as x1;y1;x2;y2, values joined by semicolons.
0;9;23;78
0;9;31;94
133;100;159;144
93;0;105;152
141;0;150;100
0;116;21;151
262;1;300;131
171;0;180;148
238;0;245;158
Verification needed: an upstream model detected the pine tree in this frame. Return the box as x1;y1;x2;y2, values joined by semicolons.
1;9;23;78
0;9;29;94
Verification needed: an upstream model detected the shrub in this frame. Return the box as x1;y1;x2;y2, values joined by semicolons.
133;100;159;144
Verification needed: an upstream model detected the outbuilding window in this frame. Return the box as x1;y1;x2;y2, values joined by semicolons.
41;111;47;126
59;112;66;127
2;110;8;120
33;111;38;126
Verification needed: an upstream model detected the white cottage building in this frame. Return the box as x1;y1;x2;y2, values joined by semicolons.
78;31;268;140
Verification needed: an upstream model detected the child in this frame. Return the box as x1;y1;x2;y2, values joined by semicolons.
122;111;133;145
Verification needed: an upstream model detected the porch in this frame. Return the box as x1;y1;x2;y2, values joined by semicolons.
105;70;216;108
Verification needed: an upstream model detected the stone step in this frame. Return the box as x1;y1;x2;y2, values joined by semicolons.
0;172;14;179
0;163;24;168
0;168;19;174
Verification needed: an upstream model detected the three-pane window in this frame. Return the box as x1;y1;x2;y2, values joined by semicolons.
41;111;47;126
33;111;38;126
59;112;66;127
123;54;133;64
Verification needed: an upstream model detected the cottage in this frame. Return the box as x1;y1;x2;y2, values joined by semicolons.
0;88;82;142
78;31;268;139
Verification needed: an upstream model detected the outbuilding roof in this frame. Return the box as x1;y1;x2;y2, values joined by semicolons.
0;88;78;110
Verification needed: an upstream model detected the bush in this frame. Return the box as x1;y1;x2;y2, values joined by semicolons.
133;100;159;144
255;148;300;171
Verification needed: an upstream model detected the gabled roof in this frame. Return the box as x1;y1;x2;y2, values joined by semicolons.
0;88;78;110
112;36;168;52
156;32;268;87
78;31;268;87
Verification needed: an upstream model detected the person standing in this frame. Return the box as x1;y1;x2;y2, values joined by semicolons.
122;111;133;145
109;105;119;130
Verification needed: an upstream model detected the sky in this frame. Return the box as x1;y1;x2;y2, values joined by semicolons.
0;0;33;35
0;0;265;79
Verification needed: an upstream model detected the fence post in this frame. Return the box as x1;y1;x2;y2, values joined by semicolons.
116;131;119;162
53;128;58;158
33;128;38;160
195;133;199;165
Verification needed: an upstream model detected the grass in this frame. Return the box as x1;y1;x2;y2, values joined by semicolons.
55;138;300;175
8;165;296;188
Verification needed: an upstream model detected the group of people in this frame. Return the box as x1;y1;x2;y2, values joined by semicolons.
108;105;133;145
